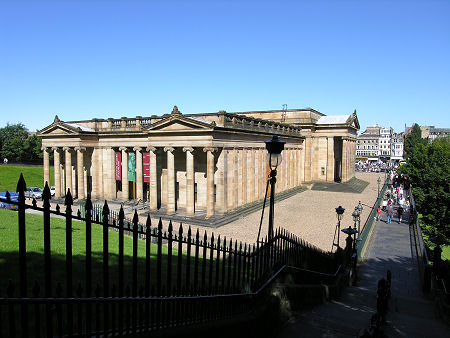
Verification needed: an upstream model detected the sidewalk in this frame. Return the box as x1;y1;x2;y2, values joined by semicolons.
277;209;449;337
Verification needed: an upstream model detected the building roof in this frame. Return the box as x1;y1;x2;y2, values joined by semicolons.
66;123;95;132
316;115;350;125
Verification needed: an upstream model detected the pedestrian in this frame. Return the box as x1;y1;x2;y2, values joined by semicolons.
387;205;394;224
377;206;381;221
397;205;404;224
3;157;7;165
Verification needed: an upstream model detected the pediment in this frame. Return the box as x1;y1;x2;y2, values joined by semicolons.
38;123;80;136
148;115;213;132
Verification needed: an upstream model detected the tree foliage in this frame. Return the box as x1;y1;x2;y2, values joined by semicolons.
398;136;450;239
0;123;43;163
404;123;426;159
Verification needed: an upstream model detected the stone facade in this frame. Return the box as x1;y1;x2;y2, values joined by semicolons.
38;107;359;218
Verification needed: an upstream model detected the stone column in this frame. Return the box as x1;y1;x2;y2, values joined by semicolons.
75;147;86;200
183;147;195;216
216;148;227;215
300;144;305;184
240;148;247;205
164;147;176;215
43;147;50;188
247;148;255;202
64;147;72;196
326;137;335;182
304;137;312;182
134;147;143;200
148;147;158;211
342;139;348;182
293;147;298;187
90;148;98;199
104;147;116;201
254;148;260;199
96;148;103;199
120;147;129;201
204;147;216;219
226;148;235;210
52;147;61;198
261;148;267;198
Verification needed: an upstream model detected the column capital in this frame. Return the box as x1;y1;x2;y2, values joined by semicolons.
133;146;143;152
119;146;128;151
203;147;218;153
146;146;157;152
182;147;194;153
164;146;175;153
41;146;51;152
63;146;73;152
51;146;60;151
74;146;86;152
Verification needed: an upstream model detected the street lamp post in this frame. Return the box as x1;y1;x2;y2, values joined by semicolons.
377;177;381;196
265;135;285;239
334;205;345;249
352;207;359;249
357;201;363;240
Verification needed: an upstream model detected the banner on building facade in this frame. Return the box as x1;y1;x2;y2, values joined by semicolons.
128;153;136;182
115;152;121;181
143;152;150;183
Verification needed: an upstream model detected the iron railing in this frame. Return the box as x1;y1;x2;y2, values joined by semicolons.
0;174;339;337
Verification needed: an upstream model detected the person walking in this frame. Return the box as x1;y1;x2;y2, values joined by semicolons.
387;205;394;224
376;206;381;221
397;205;404;224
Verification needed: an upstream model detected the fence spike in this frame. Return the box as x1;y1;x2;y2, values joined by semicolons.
65;189;73;206
168;220;173;233
32;197;37;207
158;218;163;231
77;209;81;218
5;190;10;202
85;194;92;213
56;204;60;213
103;200;110;218
133;209;139;224
43;182;51;204
178;222;183;237
16;173;26;195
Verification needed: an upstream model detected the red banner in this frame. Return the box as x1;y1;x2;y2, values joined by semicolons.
115;152;122;181
143;152;150;183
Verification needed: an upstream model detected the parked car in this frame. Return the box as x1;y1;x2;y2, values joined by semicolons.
50;186;56;196
0;192;19;210
25;187;43;199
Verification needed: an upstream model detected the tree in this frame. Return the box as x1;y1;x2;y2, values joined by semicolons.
404;123;426;159
0;123;44;163
0;123;29;162
399;136;450;239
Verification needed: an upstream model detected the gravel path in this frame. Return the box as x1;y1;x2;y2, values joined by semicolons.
134;172;384;252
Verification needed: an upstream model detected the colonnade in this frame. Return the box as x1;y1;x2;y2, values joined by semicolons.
43;144;304;218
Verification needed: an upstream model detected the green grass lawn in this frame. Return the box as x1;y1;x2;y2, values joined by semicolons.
0;164;54;192
0;208;190;296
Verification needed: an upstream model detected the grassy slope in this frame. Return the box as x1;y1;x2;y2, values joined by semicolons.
0;208;174;293
0;165;54;192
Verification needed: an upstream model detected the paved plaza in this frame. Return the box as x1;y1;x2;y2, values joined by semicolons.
131;172;383;250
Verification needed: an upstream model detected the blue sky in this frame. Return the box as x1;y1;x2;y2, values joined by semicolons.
1;0;449;134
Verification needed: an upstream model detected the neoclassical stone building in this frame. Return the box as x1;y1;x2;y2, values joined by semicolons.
38;107;359;218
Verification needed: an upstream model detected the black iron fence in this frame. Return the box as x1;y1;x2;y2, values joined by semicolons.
0;174;339;337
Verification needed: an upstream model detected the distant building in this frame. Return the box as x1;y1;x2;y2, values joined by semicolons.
356;125;380;161
356;125;403;163
420;126;450;143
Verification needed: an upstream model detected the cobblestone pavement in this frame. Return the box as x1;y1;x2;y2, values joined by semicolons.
132;172;383;250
